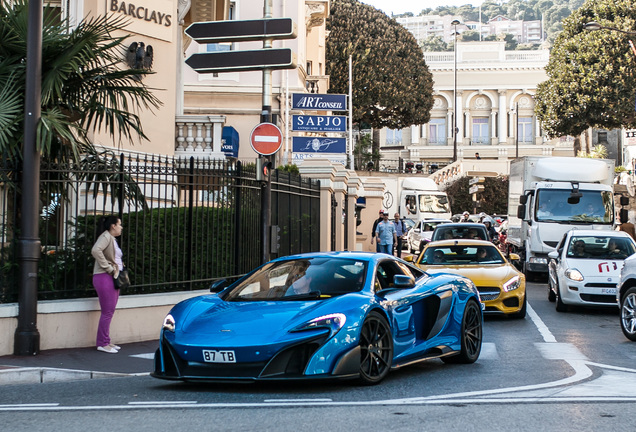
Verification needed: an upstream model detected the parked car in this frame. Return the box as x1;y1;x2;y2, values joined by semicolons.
152;251;483;385
618;252;636;341
406;240;526;318
548;230;636;312
406;219;452;253
430;223;489;242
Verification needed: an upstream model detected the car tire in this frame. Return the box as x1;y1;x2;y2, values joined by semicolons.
555;281;568;312
511;294;527;319
442;299;482;364
548;277;556;302
358;311;393;385
620;287;636;342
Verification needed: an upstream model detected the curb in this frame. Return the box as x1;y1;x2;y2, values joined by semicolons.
0;366;148;386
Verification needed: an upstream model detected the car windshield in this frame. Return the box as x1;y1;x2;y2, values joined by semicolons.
420;245;505;265
535;189;613;224
432;226;488;241
566;236;636;259
223;257;368;301
418;194;451;214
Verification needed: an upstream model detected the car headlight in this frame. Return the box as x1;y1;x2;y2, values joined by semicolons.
162;314;175;332
291;313;346;337
503;275;521;292
565;268;584;282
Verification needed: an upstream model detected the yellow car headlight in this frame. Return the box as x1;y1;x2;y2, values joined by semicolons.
502;275;521;292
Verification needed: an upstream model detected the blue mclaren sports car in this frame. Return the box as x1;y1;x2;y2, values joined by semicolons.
152;252;483;385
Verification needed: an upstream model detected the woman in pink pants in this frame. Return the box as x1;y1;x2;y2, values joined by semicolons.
91;216;124;354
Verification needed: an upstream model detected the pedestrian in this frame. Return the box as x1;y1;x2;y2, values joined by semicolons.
475;152;481;160
375;211;397;255
370;209;384;252
619;219;636;241
484;220;499;242
393;213;406;258
460;211;471;222
92;215;124;354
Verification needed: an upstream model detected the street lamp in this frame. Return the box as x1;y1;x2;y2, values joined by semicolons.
451;19;460;162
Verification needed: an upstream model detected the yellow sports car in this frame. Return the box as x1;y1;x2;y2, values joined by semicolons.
406;239;526;318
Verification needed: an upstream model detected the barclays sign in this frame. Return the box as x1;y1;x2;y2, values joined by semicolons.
292;93;347;111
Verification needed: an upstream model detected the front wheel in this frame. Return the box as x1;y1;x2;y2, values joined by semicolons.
555;281;568;312
511;294;527;319
358;311;393;385
620;287;636;341
442;299;482;364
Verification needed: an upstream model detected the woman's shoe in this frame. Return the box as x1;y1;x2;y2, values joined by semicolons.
109;344;121;350
97;345;118;354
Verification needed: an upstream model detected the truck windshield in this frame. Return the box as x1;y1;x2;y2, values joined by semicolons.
417;194;451;214
535;189;613;224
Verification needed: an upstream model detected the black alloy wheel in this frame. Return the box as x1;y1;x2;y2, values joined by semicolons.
442;299;482;364
555;281;568;312
620;287;636;341
358;311;393;385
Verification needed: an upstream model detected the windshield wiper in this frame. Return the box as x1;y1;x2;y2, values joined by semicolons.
281;290;322;301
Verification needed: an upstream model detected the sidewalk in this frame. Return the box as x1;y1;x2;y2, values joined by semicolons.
0;340;158;385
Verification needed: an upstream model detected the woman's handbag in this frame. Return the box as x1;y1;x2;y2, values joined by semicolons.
114;268;130;290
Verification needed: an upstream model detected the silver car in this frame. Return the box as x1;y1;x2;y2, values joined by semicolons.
618;249;636;341
548;230;636;312
406;219;451;254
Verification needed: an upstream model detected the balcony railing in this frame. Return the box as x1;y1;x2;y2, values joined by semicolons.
175;115;226;158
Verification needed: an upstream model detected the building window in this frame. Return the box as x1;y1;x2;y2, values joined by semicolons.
429;118;446;145
472;118;489;144
518;117;533;143
207;2;235;52
386;129;402;146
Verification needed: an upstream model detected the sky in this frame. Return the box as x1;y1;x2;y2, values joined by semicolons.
361;1;485;16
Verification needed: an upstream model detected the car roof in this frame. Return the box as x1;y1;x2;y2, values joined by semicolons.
270;251;403;263
566;230;632;238
426;239;497;247
435;222;486;229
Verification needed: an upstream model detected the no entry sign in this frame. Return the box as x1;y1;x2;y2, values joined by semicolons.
250;123;283;155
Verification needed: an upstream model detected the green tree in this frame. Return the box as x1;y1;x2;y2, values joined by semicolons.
0;0;161;163
460;30;481;42
420;35;449;52
444;176;509;215
534;0;636;137
326;0;434;129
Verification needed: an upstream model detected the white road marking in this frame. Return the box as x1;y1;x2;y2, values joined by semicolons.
478;342;499;360
527;302;557;343
128;401;197;405
264;398;333;403
129;353;154;359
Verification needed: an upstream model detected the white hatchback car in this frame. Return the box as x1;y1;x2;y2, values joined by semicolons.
406;219;451;254
617;251;636;341
548;230;636;312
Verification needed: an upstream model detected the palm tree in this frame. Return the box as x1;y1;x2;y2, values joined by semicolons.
0;0;161;163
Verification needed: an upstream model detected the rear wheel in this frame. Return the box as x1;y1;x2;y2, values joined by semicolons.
555;281;568;312
442;299;482;364
358;312;393;385
620;287;636;341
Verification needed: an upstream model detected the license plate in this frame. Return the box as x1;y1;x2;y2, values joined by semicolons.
202;349;236;363
601;288;617;295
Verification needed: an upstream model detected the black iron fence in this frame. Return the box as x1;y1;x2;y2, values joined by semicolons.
0;153;321;303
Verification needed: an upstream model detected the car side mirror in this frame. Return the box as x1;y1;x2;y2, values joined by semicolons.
392;274;415;288
403;255;414;263
508;253;520;261
517;204;526;220
548;251;559;260
210;279;228;292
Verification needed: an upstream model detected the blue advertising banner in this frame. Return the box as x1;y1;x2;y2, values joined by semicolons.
221;126;239;158
292;93;347;110
292;115;347;132
292;137;347;153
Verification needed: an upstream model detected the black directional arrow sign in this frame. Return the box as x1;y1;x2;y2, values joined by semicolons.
185;18;297;43
185;48;297;73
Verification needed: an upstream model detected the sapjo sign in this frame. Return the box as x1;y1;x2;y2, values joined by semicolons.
292;115;347;132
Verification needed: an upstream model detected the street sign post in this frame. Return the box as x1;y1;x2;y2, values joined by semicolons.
185;18;297;43
250;122;283;156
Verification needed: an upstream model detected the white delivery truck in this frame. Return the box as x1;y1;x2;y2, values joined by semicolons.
507;156;615;278
379;177;452;220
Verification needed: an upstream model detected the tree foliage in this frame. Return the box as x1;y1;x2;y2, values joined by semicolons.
0;0;161;163
534;0;636;137
444;176;510;215
326;0;434;129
